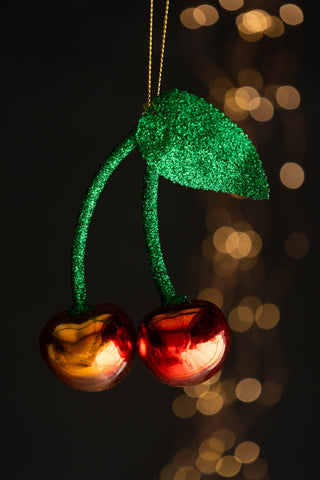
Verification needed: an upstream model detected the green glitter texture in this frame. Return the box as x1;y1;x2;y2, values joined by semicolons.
137;89;269;200
70;129;138;314
142;163;188;306
70;89;269;313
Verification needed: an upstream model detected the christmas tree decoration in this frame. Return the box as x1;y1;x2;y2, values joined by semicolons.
39;0;269;390
40;304;136;392
137;300;230;386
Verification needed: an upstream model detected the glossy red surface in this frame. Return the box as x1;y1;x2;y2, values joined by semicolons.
137;300;230;386
39;303;136;392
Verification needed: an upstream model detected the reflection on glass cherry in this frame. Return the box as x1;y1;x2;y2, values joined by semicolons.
39;303;136;392
137;300;230;386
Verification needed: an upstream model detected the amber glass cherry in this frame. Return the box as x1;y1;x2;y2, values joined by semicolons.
39;303;136;392
137;300;230;386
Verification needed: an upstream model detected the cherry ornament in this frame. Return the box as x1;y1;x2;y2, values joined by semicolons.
137;300;230;386
40;303;136;392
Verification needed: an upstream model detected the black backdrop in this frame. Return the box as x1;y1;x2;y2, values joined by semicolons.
1;1;319;479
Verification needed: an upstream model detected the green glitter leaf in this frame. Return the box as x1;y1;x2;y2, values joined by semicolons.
136;89;269;200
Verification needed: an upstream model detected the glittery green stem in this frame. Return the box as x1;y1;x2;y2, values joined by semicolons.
70;129;138;314
142;164;188;306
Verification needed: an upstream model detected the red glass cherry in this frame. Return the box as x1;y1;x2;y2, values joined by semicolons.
39;303;136;392
137;300;230;386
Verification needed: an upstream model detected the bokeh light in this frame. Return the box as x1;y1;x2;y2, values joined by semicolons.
174;466;200;480
196;452;218;474
213;254;238;277
219;0;244;11
285;231;310;259
258;381;283;406
264;16;285;37
280;162;305;189
173;448;198;468
213;227;235;253
197;391;224;415
243;458;268;479
249;97;274;121
194;5;219;26
234;86;260;110
255;303;280;329
242;10;271;33
220;379;237;405
238;68;263;90
210;77;234;104
216;455;242;477
239;296;262;313
235;441;260;464
197;287;224;308
224;88;249;120
279;3;304;26
276;85;301;109
206;207;232;231
180;8;201;30
180;5;219;29
160;464;176;480
184;382;210;399
226;231;252;258
212;429;236;450
228;306;254;332
172;395;197;418
236;378;262;402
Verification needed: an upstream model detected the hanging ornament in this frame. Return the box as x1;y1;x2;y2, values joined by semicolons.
39;0;269;391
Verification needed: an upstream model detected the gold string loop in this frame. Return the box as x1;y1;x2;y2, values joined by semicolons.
147;0;170;107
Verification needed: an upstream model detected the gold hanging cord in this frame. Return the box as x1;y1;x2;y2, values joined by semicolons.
147;0;170;107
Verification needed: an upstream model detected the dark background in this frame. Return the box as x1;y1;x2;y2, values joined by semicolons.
1;1;319;479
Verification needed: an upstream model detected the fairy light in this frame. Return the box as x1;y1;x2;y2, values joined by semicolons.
255;303;280;329
197;391;224;415
220;378;237;405
173;448;198;468
211;429;236;450
228;306;254;332
224;89;249;120
238;68;263;90
280;162;305;189
258;381;283;406
160;464;176;480
213;227;236;253
236;378;262;402
239;296;262;313
276;85;301;109
172;395;197;418
213;255;238;277
184;382;210;398
180;8;201;29
264;16;285;37
218;0;244;11
235;442;260;464
234;87;260;110
242;10;271;34
279;3;304;26
249;97;274;121
197;287;224;308
216;455;241;477
194;5;219;26
174;466;200;480
196;453;218;474
243;458;268;479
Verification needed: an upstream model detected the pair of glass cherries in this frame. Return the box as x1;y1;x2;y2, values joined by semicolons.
40;299;231;392
39;88;269;392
